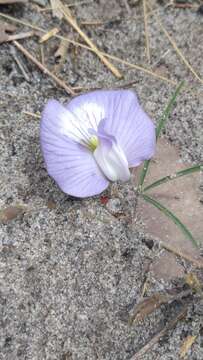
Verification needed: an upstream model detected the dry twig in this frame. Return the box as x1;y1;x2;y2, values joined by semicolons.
0;0;27;3
143;0;150;63
22;111;40;118
39;27;59;43
5;30;34;43
13;40;75;95
148;2;203;85
58;0;123;79
0;12;195;88
130;306;188;359
10;44;30;81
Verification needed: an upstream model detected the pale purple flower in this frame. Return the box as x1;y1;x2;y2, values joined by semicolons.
40;90;156;198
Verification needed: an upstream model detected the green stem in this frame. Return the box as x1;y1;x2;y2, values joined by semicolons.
142;193;199;248
138;81;185;190
143;164;202;192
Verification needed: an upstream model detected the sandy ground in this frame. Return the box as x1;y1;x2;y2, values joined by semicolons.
0;1;203;359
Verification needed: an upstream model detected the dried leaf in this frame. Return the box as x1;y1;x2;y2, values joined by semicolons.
129;289;191;324
0;205;27;223
129;293;169;324
151;251;184;281
135;138;203;268
179;335;197;359
47;200;56;209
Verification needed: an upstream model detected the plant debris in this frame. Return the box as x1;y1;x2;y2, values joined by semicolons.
179;335;197;359
135;139;203;268
130;306;188;359
0;0;27;3
0;205;27;223
129;288;192;325
13;40;75;95
0;20;16;43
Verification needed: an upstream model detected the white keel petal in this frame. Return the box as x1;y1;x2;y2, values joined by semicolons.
93;137;130;182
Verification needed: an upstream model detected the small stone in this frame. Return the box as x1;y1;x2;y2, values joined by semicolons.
106;198;122;214
197;5;203;15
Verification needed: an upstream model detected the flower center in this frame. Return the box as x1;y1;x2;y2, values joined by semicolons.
88;135;99;152
92;131;130;183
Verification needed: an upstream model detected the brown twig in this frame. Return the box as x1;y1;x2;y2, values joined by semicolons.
39;27;59;43
130;306;188;359
22;111;40;119
13;40;75;96
58;0;123;79
40;43;45;65
172;2;198;10
0;12;197;89
143;0;150;63
148;2;203;85
10;45;30;82
4;30;35;43
80;20;104;26
0;0;27;3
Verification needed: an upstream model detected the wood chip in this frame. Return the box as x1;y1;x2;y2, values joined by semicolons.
179;335;197;359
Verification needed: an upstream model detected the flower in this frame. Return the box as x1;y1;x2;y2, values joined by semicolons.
40;90;156;198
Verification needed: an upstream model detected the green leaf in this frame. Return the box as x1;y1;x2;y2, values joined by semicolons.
156;81;185;140
137;159;151;192
138;81;185;191
143;164;202;192
142;193;199;248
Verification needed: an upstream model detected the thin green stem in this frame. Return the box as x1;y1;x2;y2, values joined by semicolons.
143;164;202;192
138;81;185;191
142;193;199;248
155;81;185;140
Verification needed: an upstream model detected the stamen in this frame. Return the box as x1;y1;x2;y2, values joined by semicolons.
88;135;99;151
